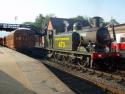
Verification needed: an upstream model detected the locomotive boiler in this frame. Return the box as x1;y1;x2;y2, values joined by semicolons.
77;27;111;52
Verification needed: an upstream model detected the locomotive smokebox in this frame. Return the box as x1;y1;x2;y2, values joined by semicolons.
91;17;104;28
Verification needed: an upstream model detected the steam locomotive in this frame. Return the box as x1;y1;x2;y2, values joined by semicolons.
44;17;121;70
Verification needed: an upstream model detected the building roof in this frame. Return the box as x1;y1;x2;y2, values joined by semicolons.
21;24;42;36
49;17;74;33
48;17;89;33
114;23;125;27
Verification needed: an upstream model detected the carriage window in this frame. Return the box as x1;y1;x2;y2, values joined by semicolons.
16;37;21;40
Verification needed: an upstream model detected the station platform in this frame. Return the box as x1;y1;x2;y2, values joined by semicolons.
0;46;75;94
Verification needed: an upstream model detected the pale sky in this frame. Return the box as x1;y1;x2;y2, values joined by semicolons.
0;0;125;37
0;0;125;24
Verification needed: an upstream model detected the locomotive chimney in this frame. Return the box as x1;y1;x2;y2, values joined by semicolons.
91;16;104;28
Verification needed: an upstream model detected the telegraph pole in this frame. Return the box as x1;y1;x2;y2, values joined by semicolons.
14;16;18;24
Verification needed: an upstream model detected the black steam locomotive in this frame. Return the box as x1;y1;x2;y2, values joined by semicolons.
44;17;120;70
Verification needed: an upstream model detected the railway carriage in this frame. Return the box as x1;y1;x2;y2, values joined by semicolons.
108;24;125;69
0;38;3;46
4;28;35;52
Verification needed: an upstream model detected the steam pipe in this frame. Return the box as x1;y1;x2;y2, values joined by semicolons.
112;25;116;41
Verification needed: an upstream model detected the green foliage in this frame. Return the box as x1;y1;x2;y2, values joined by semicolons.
103;21;109;26
23;14;56;32
34;14;46;31
102;18;119;26
23;14;120;33
110;18;119;25
23;22;34;25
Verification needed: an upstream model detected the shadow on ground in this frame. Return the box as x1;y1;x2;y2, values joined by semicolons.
45;64;109;94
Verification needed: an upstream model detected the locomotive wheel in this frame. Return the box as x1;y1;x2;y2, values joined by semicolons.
47;51;52;59
63;55;68;65
59;55;64;64
68;56;73;66
56;53;64;64
78;56;90;68
92;61;101;70
63;55;69;66
62;55;66;65
56;54;61;63
51;52;55;62
94;59;117;72
53;53;58;63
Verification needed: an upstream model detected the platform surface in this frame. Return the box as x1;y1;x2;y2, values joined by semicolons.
0;46;75;94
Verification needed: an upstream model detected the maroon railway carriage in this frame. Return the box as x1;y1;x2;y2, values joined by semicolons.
4;28;35;51
0;37;4;46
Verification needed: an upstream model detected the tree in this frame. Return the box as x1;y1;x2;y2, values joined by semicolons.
33;14;56;32
44;14;56;26
103;21;109;26
34;14;46;32
23;14;56;33
109;18;119;25
23;22;34;25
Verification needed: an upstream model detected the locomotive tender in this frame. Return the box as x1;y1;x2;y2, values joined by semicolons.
45;17;120;69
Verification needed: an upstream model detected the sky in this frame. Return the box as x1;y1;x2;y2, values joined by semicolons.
0;0;125;37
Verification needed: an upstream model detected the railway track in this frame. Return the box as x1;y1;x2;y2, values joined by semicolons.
41;59;125;94
22;48;125;94
44;63;109;94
